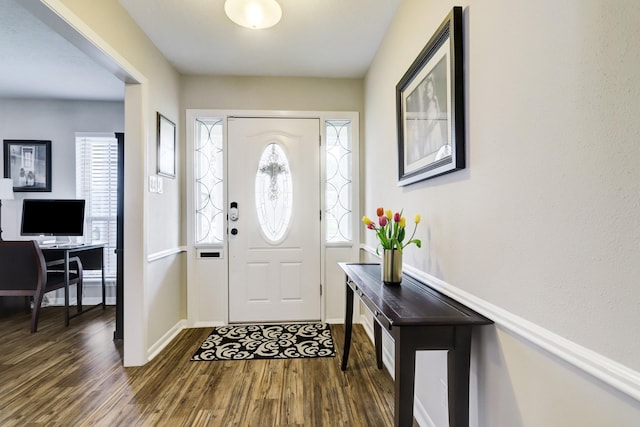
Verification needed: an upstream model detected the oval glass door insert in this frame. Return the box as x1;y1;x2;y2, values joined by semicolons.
255;143;292;243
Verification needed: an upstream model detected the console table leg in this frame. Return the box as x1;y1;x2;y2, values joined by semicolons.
374;321;383;369
394;327;417;427
448;326;472;427
341;281;354;371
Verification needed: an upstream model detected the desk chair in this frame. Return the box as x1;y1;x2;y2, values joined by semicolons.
0;240;83;332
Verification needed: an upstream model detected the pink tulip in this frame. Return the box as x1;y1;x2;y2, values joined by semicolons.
394;212;401;223
379;216;387;227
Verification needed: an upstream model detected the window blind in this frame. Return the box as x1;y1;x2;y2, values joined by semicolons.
76;134;118;277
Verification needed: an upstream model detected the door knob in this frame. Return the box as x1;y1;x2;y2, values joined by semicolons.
231;228;238;235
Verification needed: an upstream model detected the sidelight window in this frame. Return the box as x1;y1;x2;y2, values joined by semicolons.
194;118;224;245
325;119;353;243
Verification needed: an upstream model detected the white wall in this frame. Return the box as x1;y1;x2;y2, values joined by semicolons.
364;0;640;425
0;98;123;238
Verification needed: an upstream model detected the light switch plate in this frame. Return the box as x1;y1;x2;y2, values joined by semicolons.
149;175;158;193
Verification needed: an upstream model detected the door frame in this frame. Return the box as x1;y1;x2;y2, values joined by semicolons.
185;109;360;326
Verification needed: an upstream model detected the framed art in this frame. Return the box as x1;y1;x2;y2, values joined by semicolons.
157;112;176;178
396;6;465;186
3;139;52;192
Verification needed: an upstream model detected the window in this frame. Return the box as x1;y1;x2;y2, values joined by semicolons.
76;134;118;277
325;119;353;243
255;143;293;243
194;118;224;245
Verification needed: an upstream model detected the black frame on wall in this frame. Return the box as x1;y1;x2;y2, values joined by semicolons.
396;6;465;186
3;139;52;192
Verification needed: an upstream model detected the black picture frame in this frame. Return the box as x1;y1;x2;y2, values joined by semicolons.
3;139;52;192
157;112;176;178
396;6;465;185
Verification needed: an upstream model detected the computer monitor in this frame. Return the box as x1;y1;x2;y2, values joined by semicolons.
20;199;86;238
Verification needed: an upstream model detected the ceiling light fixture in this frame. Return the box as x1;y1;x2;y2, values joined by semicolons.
224;0;282;30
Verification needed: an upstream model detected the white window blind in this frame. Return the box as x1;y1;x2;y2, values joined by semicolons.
76;134;118;277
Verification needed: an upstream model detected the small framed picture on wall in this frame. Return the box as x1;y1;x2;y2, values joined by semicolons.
157;113;176;178
3;139;52;192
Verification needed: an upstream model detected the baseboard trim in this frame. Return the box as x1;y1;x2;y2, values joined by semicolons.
191;321;225;329
360;244;640;403
147;319;187;362
414;396;437;427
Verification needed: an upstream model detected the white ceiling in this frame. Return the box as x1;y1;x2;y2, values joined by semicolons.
118;0;400;78
0;0;400;101
0;0;125;101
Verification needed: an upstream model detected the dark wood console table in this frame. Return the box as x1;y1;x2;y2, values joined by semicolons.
339;263;493;427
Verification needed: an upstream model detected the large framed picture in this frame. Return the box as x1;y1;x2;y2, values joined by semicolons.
396;6;465;185
157;112;176;178
3;139;52;192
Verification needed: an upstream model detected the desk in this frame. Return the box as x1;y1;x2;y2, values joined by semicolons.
339;263;492;427
41;243;106;325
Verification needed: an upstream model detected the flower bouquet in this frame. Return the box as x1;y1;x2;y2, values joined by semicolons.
362;207;421;254
362;207;421;285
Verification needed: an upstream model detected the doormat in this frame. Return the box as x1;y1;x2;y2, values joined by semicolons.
191;323;336;361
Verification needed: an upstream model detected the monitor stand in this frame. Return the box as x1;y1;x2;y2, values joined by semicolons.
40;236;73;246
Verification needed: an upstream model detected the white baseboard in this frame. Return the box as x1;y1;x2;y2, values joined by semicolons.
414;396;437;427
47;296;116;306
190;321;225;328
147;319;187;362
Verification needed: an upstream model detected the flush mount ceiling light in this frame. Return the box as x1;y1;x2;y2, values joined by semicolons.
224;0;282;30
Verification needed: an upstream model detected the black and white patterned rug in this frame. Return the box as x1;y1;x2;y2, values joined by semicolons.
190;323;336;361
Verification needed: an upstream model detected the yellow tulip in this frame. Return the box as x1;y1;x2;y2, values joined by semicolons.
362;216;372;226
385;209;392;220
399;217;406;228
414;214;421;224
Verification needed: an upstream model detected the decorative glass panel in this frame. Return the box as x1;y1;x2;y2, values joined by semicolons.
194;118;224;245
255;143;292;243
325;120;353;243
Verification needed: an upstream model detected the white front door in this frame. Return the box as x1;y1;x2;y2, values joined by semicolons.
227;117;321;323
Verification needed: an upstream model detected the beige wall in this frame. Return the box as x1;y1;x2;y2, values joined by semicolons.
48;0;184;364
364;0;640;425
181;75;363;111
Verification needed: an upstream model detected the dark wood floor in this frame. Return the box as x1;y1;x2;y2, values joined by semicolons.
0;304;416;426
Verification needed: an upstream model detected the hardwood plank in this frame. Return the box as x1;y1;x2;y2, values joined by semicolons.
0;306;418;426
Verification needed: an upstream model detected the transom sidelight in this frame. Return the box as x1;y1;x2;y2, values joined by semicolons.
255;142;292;243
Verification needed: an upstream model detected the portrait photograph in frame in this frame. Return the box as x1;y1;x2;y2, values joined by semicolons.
3;139;52;192
157;112;176;178
396;6;465;186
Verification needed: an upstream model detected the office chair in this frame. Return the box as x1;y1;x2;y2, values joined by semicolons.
0;240;83;332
